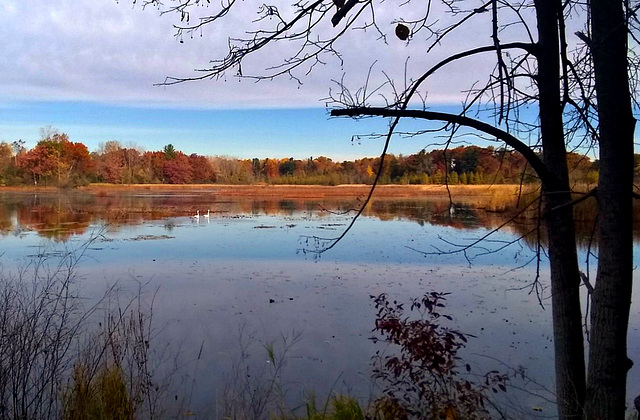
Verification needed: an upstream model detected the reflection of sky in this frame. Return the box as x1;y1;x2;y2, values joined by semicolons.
3;210;639;272
1;213;543;268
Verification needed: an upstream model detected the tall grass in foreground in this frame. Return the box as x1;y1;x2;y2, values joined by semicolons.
60;287;162;420
0;238;164;420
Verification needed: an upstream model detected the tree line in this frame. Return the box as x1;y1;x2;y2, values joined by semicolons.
0;134;613;187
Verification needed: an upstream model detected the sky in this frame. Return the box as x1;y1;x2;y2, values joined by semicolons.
1;101;453;160
0;0;585;160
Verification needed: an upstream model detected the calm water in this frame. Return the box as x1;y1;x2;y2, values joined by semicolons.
0;190;638;417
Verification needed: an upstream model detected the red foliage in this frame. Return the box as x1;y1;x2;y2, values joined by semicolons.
189;154;216;183
371;292;508;419
17;134;93;185
162;153;193;184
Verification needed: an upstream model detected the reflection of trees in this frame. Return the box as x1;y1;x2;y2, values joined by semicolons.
2;194;92;241
0;206;13;235
21;206;90;242
489;200;640;250
1;192;638;245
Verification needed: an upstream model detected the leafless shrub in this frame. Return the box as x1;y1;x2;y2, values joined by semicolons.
220;326;303;420
0;238;167;420
0;243;93;419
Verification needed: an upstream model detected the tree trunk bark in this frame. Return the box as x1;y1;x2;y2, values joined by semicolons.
534;1;586;418
585;0;636;418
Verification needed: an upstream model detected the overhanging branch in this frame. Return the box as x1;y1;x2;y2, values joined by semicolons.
331;107;555;186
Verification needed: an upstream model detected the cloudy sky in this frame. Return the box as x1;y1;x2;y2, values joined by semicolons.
1;0;515;159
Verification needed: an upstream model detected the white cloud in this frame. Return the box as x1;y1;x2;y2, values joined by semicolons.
2;0;516;108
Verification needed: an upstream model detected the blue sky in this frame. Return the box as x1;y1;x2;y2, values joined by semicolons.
0;101;462;160
0;1;611;160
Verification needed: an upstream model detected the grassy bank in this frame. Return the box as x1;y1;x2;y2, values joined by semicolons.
73;183;532;199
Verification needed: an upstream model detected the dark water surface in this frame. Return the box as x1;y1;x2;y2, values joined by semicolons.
1;190;638;417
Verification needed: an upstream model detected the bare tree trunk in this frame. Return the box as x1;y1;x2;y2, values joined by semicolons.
585;0;636;417
534;1;586;417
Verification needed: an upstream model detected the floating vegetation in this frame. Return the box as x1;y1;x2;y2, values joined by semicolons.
127;234;174;241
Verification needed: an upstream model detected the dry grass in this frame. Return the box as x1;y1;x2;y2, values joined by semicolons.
62;364;135;420
77;183;536;200
430;184;540;212
2;182;541;204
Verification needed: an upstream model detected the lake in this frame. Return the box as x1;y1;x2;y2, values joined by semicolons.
0;188;638;418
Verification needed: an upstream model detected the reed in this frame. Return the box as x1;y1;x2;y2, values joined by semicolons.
0;235;161;420
441;184;540;212
62;364;134;420
301;395;366;420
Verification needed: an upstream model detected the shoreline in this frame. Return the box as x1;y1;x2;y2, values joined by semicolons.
1;183;523;199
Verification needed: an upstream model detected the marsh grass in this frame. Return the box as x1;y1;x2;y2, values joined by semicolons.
0;235;166;420
62;364;134;420
60;286;161;420
308;395;366;420
0;242;94;419
449;184;540;213
292;395;366;420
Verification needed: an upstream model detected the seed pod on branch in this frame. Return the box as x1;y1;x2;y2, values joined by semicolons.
395;23;410;41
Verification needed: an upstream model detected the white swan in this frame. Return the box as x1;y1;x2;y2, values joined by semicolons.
203;209;210;219
191;210;200;220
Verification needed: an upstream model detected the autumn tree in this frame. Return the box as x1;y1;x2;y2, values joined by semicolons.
262;158;279;180
163;152;193;184
95;140;125;183
188;153;216;183
0;142;15;185
210;156;255;183
141;151;167;183
18;133;93;186
94;141;148;184
63;139;93;183
17;144;48;185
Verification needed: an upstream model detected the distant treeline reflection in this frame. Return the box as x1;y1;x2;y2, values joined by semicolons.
1;191;638;246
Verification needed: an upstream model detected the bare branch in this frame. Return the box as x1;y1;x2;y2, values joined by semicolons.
547;187;598;215
331;0;358;26
580;270;594;294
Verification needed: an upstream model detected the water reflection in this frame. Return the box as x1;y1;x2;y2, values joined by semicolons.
1;190;638;245
1;189;639;415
